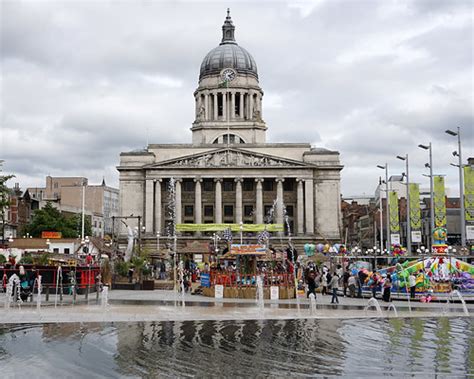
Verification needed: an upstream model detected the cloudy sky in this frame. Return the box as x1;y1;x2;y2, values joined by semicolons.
1;0;472;197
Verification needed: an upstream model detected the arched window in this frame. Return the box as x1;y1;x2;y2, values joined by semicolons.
212;134;246;144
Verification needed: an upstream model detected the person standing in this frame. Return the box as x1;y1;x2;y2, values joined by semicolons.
342;269;350;297
357;269;367;298
370;271;379;299
330;273;340;304
382;274;392;302
348;274;356;297
306;270;317;299
409;272;417;299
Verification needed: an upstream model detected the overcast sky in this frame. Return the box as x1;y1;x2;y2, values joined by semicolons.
1;0;472;197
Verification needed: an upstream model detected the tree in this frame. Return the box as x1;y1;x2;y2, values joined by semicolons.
24;202;92;238
0;174;15;244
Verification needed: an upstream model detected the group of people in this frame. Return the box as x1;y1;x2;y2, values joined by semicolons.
304;264;395;303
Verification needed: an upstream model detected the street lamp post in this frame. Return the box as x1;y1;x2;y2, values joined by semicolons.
418;143;435;251
397;154;411;254
377;164;390;251
445;127;466;247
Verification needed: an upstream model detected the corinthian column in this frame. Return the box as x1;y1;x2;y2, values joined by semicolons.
194;178;202;224
255;178;263;224
145;179;154;234
154;179;162;234
275;178;284;227
215;178;222;224
235;178;243;224
304;178;314;235
175;179;182;225
296;179;304;235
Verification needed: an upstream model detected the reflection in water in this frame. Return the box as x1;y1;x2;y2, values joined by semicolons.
0;318;472;377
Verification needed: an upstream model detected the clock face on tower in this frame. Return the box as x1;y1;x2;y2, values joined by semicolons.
221;68;236;82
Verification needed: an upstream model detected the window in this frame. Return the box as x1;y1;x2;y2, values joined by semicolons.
204;205;214;217
223;181;234;191
243;180;254;191
183;181;194;192
263;181;274;191
286;205;294;217
53;248;59;254
224;205;234;217
235;93;241;116
184;205;194;217
203;181;213;191
223;134;235;144
99;222;102;228
94;221;97;227
244;205;253;217
283;180;294;191
54;182;58;189
264;205;273;217
218;93;223;116
64;248;70;255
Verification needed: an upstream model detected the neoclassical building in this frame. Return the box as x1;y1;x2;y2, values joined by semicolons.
118;11;343;244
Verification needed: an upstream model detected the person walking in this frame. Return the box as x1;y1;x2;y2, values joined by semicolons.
306;270;317;299
382;274;392;302
321;271;328;296
348;274;356;298
409;272;417;299
370;271;379;299
357;269;367;298
330;273;340;304
342;269;350;297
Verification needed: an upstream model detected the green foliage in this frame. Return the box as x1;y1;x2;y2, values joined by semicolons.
0;255;6;264
23;202;92;238
115;261;130;277
19;254;34;264
33;253;50;266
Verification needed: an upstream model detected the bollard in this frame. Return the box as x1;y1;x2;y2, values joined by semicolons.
60;288;63;302
96;285;100;303
45;285;50;302
73;287;76;303
85;285;89;300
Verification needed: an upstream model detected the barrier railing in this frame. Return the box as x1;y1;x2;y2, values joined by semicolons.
209;272;294;288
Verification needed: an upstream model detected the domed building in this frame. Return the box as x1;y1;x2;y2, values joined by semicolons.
118;10;343;246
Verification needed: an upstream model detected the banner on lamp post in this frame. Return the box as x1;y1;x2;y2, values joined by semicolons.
464;165;474;222
389;191;400;234
409;183;422;230
433;176;447;228
466;225;474;241
391;234;400;244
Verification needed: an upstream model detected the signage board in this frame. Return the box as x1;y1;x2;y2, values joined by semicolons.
41;231;62;239
391;234;400;244
270;286;279;300
466;225;474;241
214;284;224;299
411;231;422;243
230;244;266;255
200;273;210;288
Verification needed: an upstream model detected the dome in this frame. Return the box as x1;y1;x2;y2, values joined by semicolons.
199;10;258;81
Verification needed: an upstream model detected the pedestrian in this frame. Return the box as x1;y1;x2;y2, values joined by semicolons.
383;274;392;302
160;260;166;280
370;271;379;299
321;271;328;295
357;269;367;298
306;270;317;299
348;274;356;297
343;269;350;297
330;273;340;304
409;272;417;299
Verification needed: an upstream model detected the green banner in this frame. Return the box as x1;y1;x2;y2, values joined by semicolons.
433;175;447;227
465;165;474;222
176;223;284;232
389;191;400;233
409;183;422;230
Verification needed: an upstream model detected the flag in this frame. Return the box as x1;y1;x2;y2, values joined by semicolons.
223;228;233;242
218;80;229;88
257;230;270;244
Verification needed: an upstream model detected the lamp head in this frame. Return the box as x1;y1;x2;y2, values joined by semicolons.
424;163;430;168
376;165;385;170
396;155;406;161
418;144;429;150
445;129;457;136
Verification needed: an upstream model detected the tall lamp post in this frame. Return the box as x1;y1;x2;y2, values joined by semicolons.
445;128;466;247
418;143;434;251
377;164;390;251
397;154;411;254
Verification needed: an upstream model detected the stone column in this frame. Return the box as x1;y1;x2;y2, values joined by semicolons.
231;92;235;119
154;179;162;233
194;178;202;224
275;178;284;227
249;91;254;120
235;178;243;224
239;92;244;119
222;91;227;121
204;92;209;120
176;179;182;225
213;92;218;120
255;178;263;224
296;179;304;235
214;178;222;224
145;179;154;234
304;178;314;235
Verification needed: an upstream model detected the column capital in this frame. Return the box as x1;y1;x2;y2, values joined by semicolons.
214;178;223;183
174;178;183;183
193;177;203;183
296;178;304;183
275;177;285;183
255;178;264;183
153;178;163;183
234;177;243;183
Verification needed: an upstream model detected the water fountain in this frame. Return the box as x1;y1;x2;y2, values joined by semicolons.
4;275;14;310
444;290;469;316
166;177;180;307
34;275;42;310
396;263;412;313
54;265;62;308
179;260;186;308
101;286;109;308
256;275;264;310
309;293;317;315
386;303;398;317
364;297;383;317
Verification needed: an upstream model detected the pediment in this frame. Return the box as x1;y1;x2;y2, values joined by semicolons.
145;148;311;169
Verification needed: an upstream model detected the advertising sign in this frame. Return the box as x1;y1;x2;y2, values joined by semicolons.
200;273;210;288
433;176;447;227
389;191;400;233
411;230;422;243
409;183;422;230
230;244;266;255
391;234;400;244
270;286;279;300
466;225;474;241
214;284;224;299
41;231;62;239
464;166;474;222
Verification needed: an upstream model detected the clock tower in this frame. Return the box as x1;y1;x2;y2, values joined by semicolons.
191;9;267;145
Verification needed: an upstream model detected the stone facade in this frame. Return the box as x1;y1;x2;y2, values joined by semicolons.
118;11;343;243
